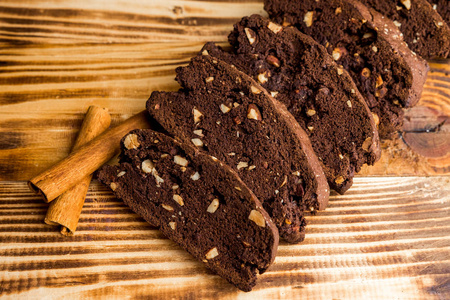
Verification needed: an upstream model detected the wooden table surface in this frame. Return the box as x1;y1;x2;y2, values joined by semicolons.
0;1;449;299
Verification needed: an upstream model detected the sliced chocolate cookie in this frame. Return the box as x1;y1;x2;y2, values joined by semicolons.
97;129;279;292
264;1;429;137
147;55;329;243
201;15;380;193
427;0;450;26
345;0;449;59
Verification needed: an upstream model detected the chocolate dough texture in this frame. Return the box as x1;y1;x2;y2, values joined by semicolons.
97;129;279;291
147;55;330;243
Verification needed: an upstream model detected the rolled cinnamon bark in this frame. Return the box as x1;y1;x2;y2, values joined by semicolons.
29;110;151;203
44;106;111;235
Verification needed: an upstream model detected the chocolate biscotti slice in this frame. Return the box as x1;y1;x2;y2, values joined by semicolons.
350;0;450;59
427;0;450;26
147;55;329;243
264;0;429;138
201;15;380;193
97;129;279;292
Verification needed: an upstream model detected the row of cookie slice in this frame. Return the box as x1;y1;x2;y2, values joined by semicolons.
201;14;382;193
147;55;329;243
99;54;335;290
96;0;440;291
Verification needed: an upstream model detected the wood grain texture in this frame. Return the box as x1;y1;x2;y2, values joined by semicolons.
0;41;449;180
0;0;267;44
0;178;449;299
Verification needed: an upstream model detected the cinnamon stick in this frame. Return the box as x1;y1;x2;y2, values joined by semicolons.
44;106;111;235
29;110;151;203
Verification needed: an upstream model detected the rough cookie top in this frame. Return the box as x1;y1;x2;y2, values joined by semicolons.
97;129;279;292
207;14;380;193
263;1;429;137
147;55;330;242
